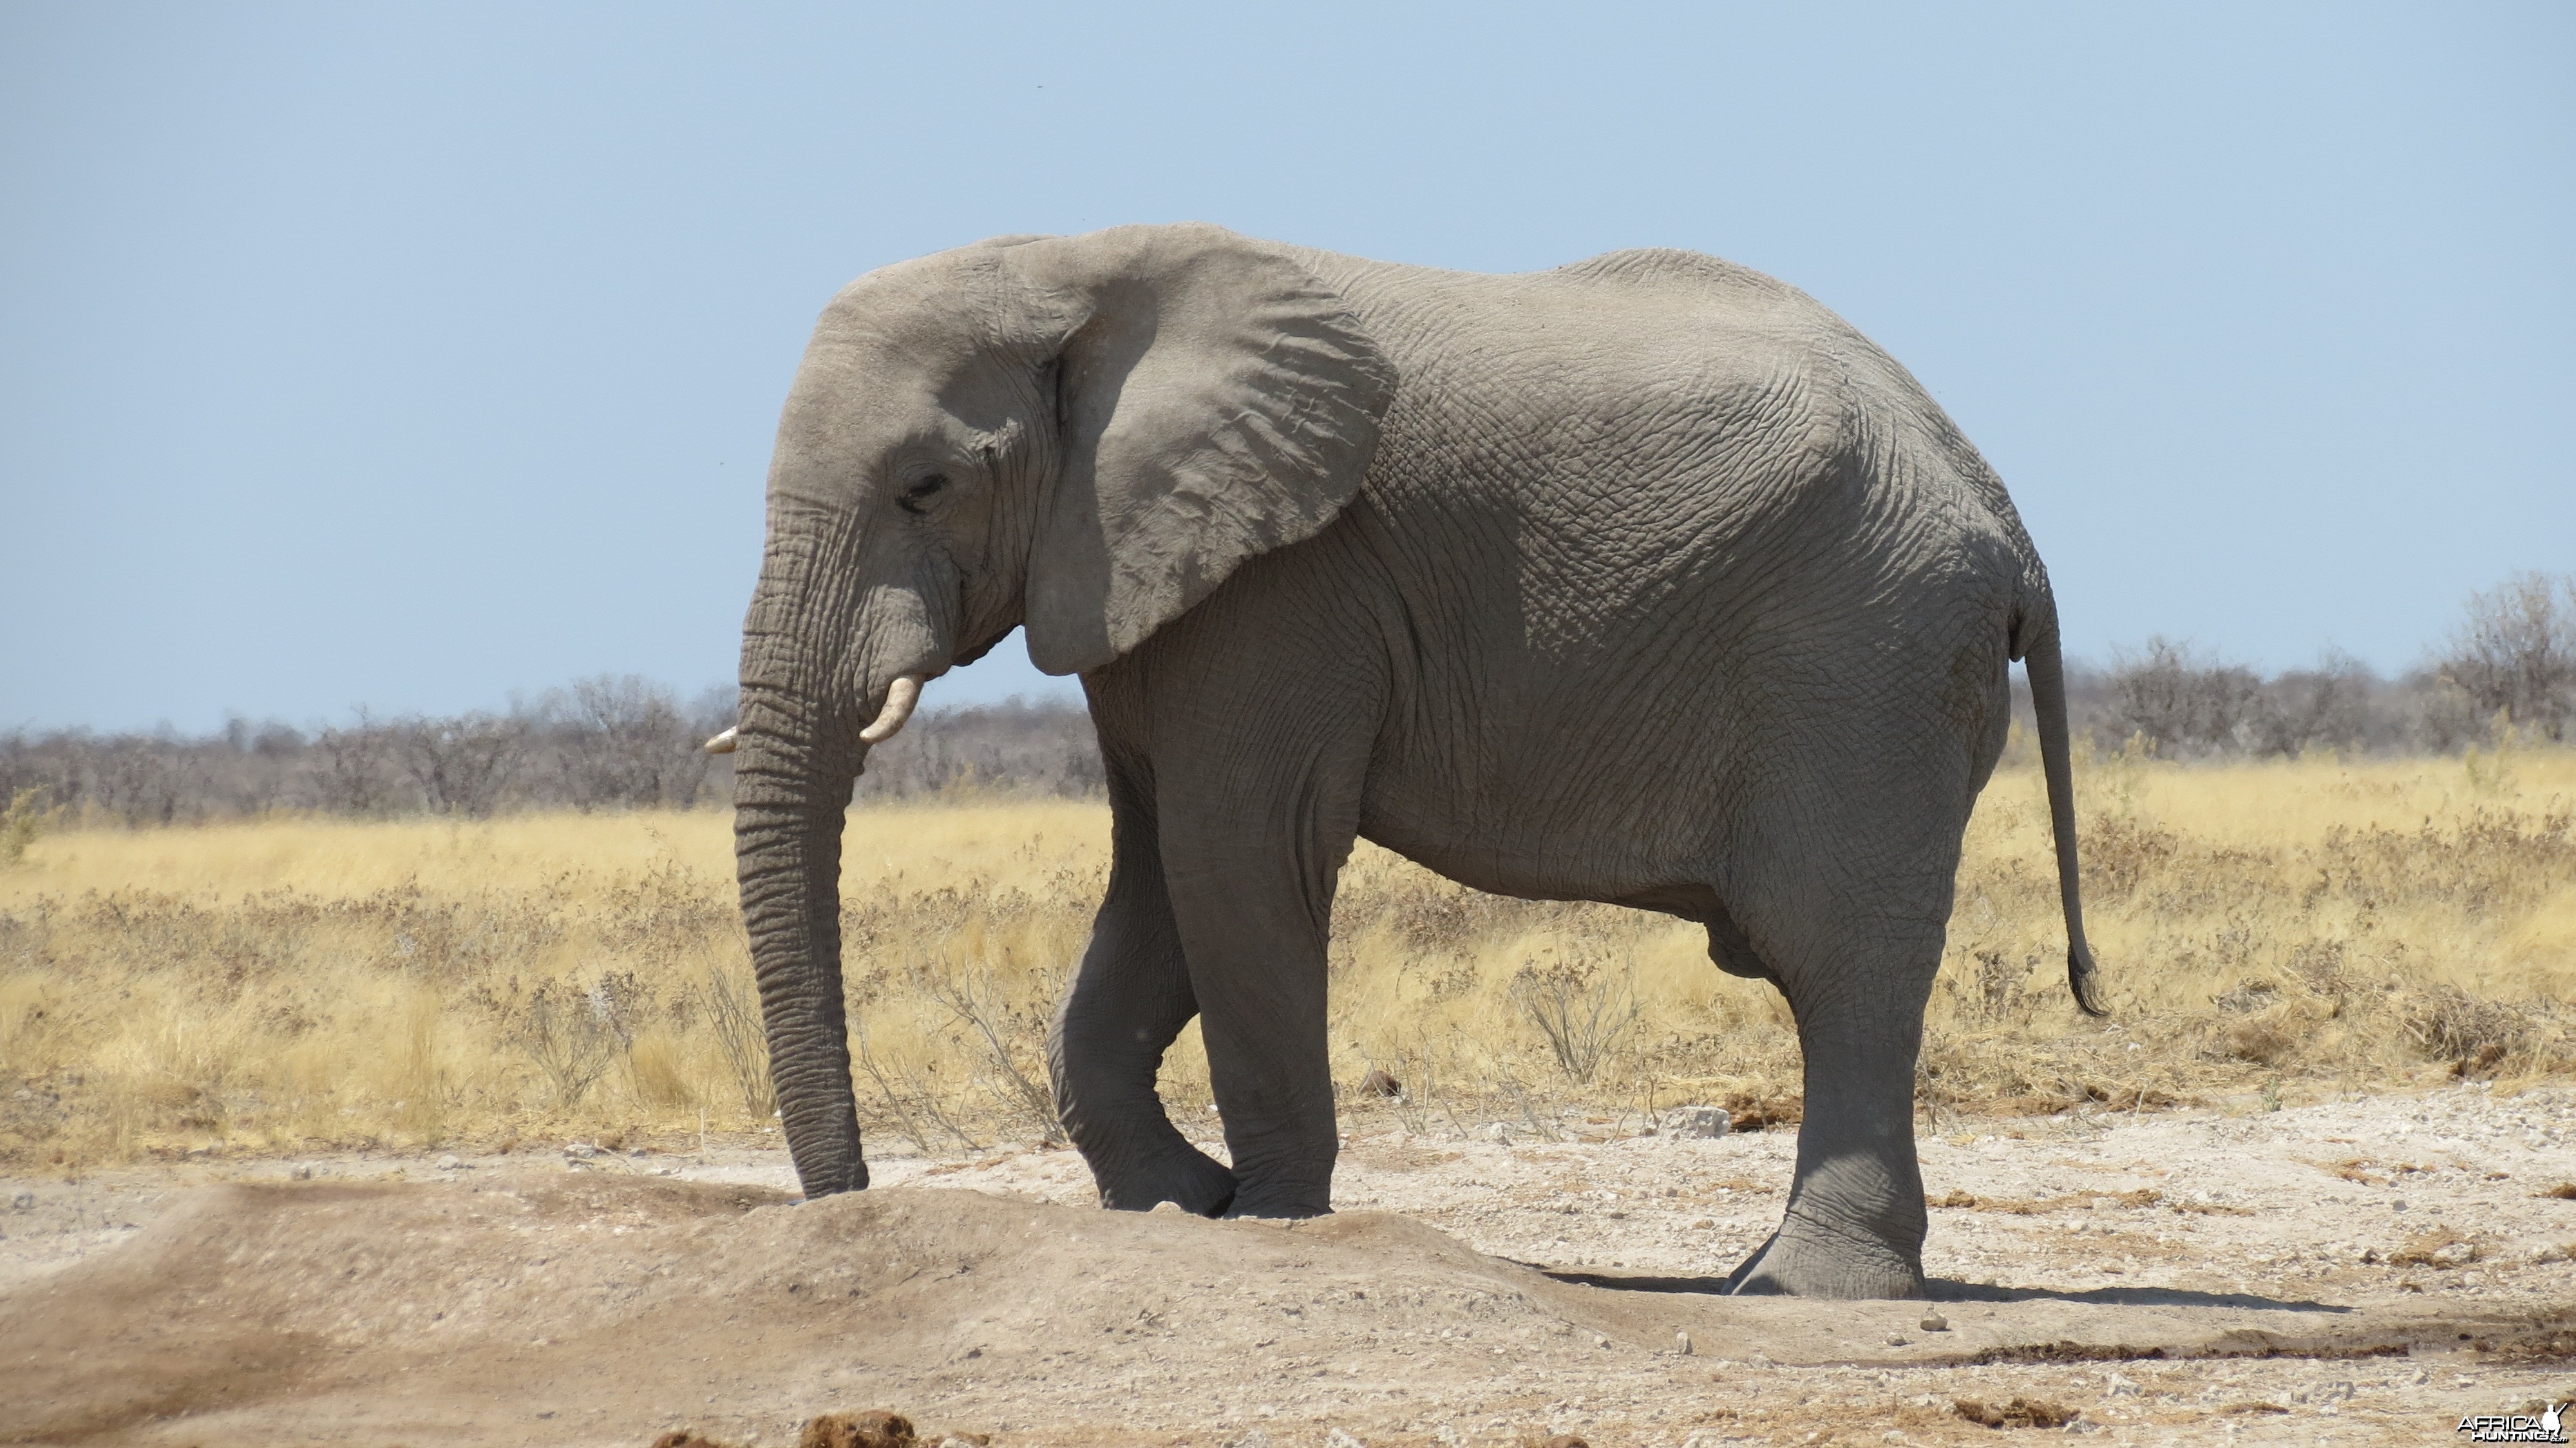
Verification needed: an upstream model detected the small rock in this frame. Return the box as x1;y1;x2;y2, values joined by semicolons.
8;1192;33;1211
1920;1312;1949;1333
1149;1201;1188;1215
799;1409;914;1448
436;1154;463;1171
565;1142;598;1161
1483;1123;1512;1143
2105;1373;2139;1397
1669;1106;1731;1139
288;1165;314;1181
1357;1069;1401;1098
1886;1333;1909;1346
1225;1433;1272;1448
1674;1330;1692;1355
1591;1333;1611;1349
1326;1429;1367;1448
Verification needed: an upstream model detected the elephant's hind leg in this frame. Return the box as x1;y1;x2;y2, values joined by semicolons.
1715;750;1975;1299
1048;756;1237;1215
1719;963;1938;1300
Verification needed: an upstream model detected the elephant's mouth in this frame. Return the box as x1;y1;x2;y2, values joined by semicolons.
857;674;925;743
703;671;930;757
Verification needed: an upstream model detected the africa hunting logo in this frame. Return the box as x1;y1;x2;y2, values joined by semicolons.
2459;1402;2570;1444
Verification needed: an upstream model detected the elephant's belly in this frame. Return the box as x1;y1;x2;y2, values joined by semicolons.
1352;725;1734;913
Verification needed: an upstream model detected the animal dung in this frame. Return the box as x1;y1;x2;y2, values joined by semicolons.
1358;1068;1401;1098
650;1420;971;1448
800;1410;918;1448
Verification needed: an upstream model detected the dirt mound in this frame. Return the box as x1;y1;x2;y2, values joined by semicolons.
0;1173;2558;1445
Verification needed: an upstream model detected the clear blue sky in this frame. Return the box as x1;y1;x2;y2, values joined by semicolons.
3;3;2568;734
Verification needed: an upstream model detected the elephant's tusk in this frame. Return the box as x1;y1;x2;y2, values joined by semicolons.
703;726;738;755
858;675;924;745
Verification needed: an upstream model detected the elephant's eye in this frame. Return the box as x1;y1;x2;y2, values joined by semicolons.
896;474;947;515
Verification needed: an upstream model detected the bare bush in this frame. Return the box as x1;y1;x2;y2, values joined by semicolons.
699;965;774;1118
90;737;194;828
1510;958;1638;1085
1;788;52;867
392;712;526;817
852;699;1105;800
2437;571;2576;741
2105;638;2263;756
2;685;1101;823
853;1022;982;1152
314;712;401;815
547;675;710;811
498;974;640;1109
911;952;1065;1144
2248;648;2377;756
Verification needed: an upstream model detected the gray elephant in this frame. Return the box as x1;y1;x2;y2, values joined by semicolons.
715;222;2101;1299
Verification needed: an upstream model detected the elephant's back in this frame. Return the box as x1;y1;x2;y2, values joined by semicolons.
1305;244;2034;649
1542;247;2046;592
1548;246;1825;320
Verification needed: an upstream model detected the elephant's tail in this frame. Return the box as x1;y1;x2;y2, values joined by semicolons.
2024;620;2108;1017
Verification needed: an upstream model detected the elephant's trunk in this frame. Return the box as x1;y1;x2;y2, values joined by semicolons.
732;504;954;1199
732;686;869;1196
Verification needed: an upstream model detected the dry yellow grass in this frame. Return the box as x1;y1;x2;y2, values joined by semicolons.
2;741;2571;1167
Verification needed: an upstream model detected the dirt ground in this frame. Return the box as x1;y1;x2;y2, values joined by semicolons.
6;1085;2575;1447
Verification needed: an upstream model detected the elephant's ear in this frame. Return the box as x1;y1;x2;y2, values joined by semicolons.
999;224;1395;676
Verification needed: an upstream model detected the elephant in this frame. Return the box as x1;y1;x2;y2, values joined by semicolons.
714;222;2103;1300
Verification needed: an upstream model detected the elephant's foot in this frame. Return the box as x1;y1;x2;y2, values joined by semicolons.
1723;1226;1926;1300
1219;1159;1334;1220
1093;1141;1238;1217
1222;1195;1331;1221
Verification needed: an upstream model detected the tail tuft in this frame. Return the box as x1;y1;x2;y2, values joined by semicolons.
2067;942;2108;1018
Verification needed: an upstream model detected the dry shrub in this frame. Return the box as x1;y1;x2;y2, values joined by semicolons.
1952;1396;2078;1428
1;749;2573;1163
2387;1228;2482;1268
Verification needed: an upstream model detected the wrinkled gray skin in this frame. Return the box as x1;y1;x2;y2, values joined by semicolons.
730;224;2103;1299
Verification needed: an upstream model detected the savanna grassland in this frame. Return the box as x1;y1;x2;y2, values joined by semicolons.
2;738;2572;1170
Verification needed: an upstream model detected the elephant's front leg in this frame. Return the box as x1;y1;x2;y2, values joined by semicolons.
1155;744;1368;1220
1162;844;1349;1219
1048;759;1238;1215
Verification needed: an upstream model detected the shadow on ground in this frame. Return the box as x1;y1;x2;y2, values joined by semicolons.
1540;1268;2349;1313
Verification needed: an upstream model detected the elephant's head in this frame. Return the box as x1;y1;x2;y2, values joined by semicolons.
726;224;1396;1196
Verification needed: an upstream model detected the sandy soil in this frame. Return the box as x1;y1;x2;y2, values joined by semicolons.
6;1084;2575;1446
